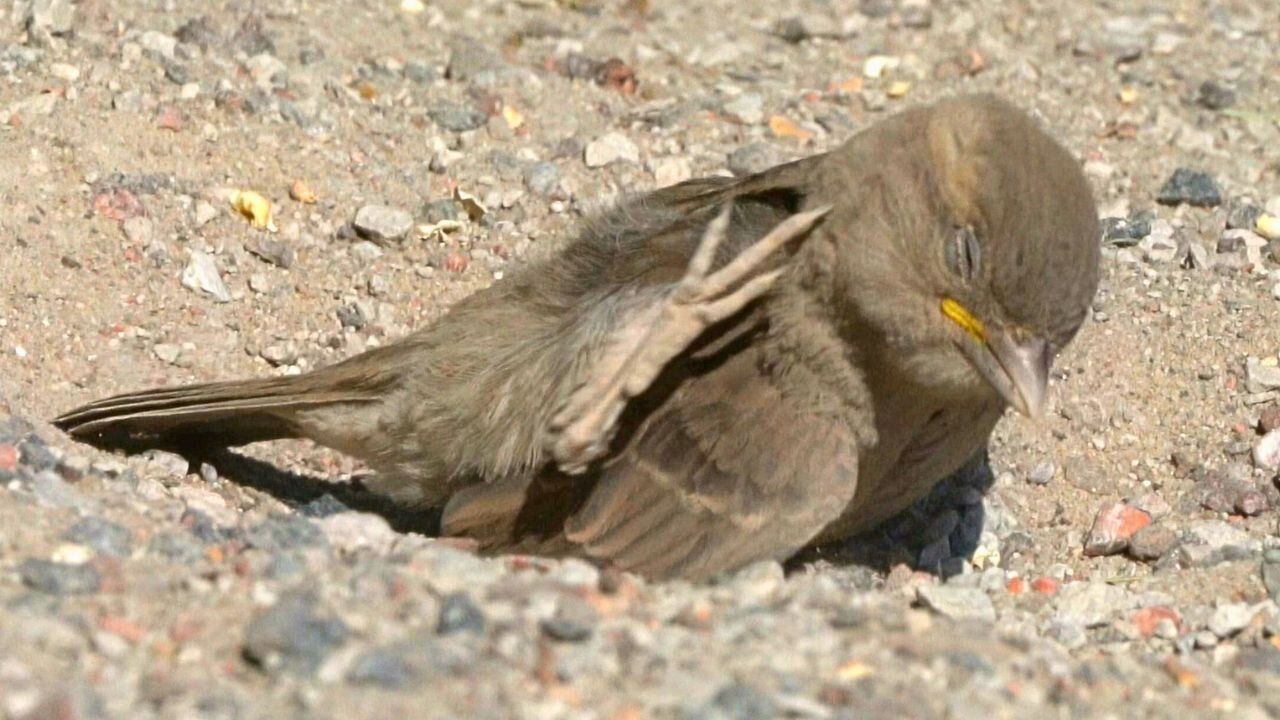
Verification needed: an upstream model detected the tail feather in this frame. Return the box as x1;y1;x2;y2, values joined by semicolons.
53;375;384;453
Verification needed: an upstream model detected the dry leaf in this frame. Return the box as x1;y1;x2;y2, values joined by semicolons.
502;105;525;129
768;115;813;142
836;660;874;681
289;179;318;204
229;190;276;232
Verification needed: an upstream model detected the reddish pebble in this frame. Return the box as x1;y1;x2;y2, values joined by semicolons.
1006;577;1026;594
443;253;469;272
1132;606;1180;637
0;443;18;472
154;106;184;131
1031;577;1058;595
98;616;146;643
1083;502;1152;556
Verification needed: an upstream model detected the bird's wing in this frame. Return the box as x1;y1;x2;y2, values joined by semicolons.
560;338;861;581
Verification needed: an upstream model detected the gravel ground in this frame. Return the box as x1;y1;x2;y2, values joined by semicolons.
2;0;1280;718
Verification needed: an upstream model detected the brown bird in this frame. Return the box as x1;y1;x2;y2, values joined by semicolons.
54;93;1099;581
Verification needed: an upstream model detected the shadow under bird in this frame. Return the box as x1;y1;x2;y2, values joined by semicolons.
55;93;1100;581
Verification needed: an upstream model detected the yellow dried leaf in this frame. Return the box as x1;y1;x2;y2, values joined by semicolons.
502;105;525;129
887;80;912;98
400;0;426;12
1256;213;1280;241
768;115;813;142
1118;86;1140;104
289;179;318;204
836;660;874;681
229;189;276;231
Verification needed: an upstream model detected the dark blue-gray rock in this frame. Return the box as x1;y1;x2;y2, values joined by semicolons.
421;198;461;224
29;470;91;511
1226;199;1262;231
245;515;327;552
20;559;101;595
523;161;561;197
19;435;59;472
437;592;486;635
242;590;349;675
246;236;295;269
63;517;132;557
346;647;419;689
1156;168;1223;208
1263;548;1280;602
148;531;206;564
430;103;487;132
299;493;351;518
686;683;778;720
1101;217;1150;246
540;596;598;643
1196;80;1236;110
353;204;413;244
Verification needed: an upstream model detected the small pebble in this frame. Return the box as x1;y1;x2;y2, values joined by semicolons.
584;132;640;168
1156;168;1222;208
353;205;413;244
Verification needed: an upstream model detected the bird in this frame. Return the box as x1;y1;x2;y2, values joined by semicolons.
54;93;1100;582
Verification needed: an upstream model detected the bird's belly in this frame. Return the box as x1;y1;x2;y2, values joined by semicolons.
817;395;1002;542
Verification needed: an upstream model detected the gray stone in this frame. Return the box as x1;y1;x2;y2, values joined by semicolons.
430;102;487;132
523;161;560;197
243;591;349;675
353;205;413;244
1052;581;1135;628
688;682;778;720
1128;524;1178;561
63;518;132;558
1263;549;1280;602
122;216;154;245
1246;359;1280;393
19;559;100;595
584;132;639;168
28;0;76;34
915;585;996;622
1208;602;1260;638
347;648;418;689
181;251;232;303
436;592;486;635
540;596;598;643
722;93;764;125
1156;168;1223;208
727;142;781;176
246;236;295;268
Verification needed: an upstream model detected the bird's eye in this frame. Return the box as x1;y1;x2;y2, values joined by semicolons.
945;225;981;282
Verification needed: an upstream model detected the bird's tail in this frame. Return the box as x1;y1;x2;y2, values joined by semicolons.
53;347;407;454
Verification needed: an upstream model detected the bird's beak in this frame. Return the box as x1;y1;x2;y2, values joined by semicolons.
941;298;1050;420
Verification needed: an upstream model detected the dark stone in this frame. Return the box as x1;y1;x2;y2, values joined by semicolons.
1226;199;1262;230
19;559;101;595
336;303;368;330
436;592;486;635
242;590;349;675
246;237;295;269
687;682;778;720
19;435;59;472
421;198;461;223
1101;217;1149;246
430;103;487;132
1156;168;1223;208
63;517;132;557
175;16;220;50
540;597;597;643
523;161;561;197
232;15;275;56
346;648;418;689
299;493;351;518
1196;80;1236;111
1127;524;1178;561
148;531;205;563
245;515;327;552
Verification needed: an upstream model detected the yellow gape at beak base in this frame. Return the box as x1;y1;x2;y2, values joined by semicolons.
941;298;986;343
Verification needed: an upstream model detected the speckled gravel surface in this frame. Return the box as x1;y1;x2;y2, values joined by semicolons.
2;1;1280;718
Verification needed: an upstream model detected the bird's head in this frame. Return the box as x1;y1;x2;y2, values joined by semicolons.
830;94;1100;419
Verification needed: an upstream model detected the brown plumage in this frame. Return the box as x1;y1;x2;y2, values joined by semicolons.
54;94;1100;581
